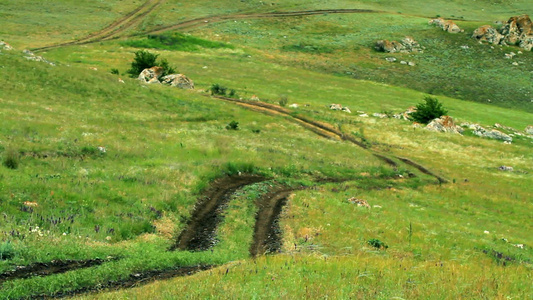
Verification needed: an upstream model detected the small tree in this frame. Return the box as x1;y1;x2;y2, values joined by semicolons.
126;50;177;78
127;50;158;77
409;96;448;124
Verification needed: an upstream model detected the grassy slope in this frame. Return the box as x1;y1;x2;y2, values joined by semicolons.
0;0;532;299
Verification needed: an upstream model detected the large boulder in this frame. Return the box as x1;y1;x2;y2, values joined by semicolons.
473;15;533;51
425;116;464;134
138;66;164;84
161;74;195;89
472;25;504;45
429;18;462;33
375;36;422;53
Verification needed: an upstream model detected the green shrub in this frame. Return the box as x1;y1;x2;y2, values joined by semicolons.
210;83;227;96
409;96;448;124
367;238;388;249
126;50;177;78
279;96;288;107
226;121;239;130
110;68;119;75
2;148;19;169
0;241;15;260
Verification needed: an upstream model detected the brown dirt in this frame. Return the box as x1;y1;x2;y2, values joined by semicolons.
250;188;295;257
0;258;115;284
47;265;213;298
395;156;448;183
170;174;266;251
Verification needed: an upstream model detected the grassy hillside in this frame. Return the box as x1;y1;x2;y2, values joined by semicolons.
0;1;532;299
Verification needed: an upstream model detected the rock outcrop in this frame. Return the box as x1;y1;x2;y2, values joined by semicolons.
425;116;464;134
375;36;422;53
525;125;533;135
393;107;417;120
473;15;533;51
469;124;512;142
329;104;351;113
0;41;13;51
138;66;164;84
429;18;462;33
161;74;195;89
22;49;55;66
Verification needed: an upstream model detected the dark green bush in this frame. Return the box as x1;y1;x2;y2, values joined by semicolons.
0;241;15;260
126;50;177;78
279;96;288;107
226;121;239;130
367;238;388;249
2;148;19;169
210;83;227;96
409;96;448;124
110;68;119;75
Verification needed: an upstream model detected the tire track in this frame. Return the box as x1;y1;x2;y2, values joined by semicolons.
250;188;294;257
170;174;267;251
0;258;115;284
31;0;164;52
212;95;446;183
146;9;379;34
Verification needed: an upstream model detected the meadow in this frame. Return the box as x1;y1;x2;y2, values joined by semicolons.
0;0;532;298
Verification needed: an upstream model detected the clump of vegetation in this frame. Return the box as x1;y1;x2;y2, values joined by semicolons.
279;95;288;107
210;83;228;96
122;32;233;52
0;241;15;260
110;68;119;75
226;121;239;130
2;148;19;169
368;238;388;249
409;96;448;124
281;43;335;54
126;50;176;78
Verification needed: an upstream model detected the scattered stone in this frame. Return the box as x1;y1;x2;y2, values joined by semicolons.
429;18;462;33
329;104;342;110
341;107;352;113
470;124;513;142
22;49;55;66
503;141;512;144
400;60;407;65
425;116;464;134
525;125;533;135
498;166;514;171
23;201;39;207
372;113;388;118
504;53;515;59
385;57;397;62
0;41;13;51
513;244;525;249
89;67;98;71
161;74;195;89
250;95;260;101
138;66;164;84
288;103;299;108
97;146;106;153
393;106;417;120
375;36;422;53
118;78;125;84
484;230;490;234
347;197;370;208
460;45;470;49
512;62;519;66
408;61;416;66
358;113;369;117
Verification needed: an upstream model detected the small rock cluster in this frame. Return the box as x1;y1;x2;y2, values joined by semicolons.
375;36;423;53
23;49;55;66
138;67;194;89
0;41;13;51
466;123;513;142
429;18;463;33
329;103;351;113
473;14;533;51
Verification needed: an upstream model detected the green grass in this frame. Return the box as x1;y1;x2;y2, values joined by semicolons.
0;0;532;298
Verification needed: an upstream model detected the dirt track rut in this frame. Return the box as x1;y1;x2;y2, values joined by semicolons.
171;174;266;251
